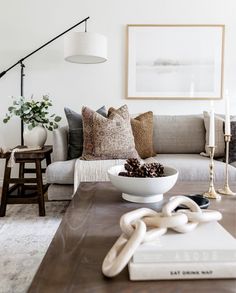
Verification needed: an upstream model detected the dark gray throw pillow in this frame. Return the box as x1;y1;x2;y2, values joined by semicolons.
64;106;107;159
229;121;236;163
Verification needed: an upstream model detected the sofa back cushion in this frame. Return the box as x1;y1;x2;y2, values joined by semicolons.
229;120;236;163
64;106;107;159
153;115;205;154
109;108;156;159
81;105;139;160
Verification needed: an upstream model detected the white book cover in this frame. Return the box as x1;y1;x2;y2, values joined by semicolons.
133;222;236;263
129;260;236;280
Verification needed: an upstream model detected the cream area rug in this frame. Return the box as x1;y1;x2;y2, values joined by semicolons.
0;201;69;293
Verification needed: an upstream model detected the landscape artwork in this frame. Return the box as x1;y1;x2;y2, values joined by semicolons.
127;25;224;99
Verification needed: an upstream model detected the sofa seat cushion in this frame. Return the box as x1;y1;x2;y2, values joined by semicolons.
47;184;74;200
153;154;236;181
46;159;76;184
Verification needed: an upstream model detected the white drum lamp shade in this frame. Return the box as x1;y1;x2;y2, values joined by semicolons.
64;32;107;64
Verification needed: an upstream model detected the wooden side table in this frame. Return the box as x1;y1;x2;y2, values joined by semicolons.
0;145;52;217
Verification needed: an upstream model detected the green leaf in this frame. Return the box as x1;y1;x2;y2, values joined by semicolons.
4;95;60;130
8;106;15;112
54;116;61;122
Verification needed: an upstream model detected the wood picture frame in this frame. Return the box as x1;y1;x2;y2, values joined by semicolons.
126;24;225;100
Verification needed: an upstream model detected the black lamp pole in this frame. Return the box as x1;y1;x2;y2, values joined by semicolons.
0;16;89;145
20;61;25;145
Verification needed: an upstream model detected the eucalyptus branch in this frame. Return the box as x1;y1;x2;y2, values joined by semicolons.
3;95;62;131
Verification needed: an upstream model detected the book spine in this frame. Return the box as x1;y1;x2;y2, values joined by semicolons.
132;250;236;263
128;261;236;280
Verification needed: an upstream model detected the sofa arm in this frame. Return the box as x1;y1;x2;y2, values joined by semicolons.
52;126;68;162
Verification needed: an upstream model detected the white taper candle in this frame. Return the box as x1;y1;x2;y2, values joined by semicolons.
225;91;231;135
209;102;215;147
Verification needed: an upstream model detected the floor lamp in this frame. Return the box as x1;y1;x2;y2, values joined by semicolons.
0;16;107;145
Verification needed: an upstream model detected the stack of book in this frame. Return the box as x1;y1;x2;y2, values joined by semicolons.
129;222;236;280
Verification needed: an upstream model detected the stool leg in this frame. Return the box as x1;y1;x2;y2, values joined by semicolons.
18;162;25;195
45;153;51;166
35;159;45;216
0;159;11;217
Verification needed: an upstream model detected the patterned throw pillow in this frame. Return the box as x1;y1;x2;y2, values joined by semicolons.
109;108;155;159
64;106;107;159
229;121;236;163
81;105;139;160
203;111;225;157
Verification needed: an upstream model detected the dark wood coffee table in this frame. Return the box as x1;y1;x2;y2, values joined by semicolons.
28;181;236;293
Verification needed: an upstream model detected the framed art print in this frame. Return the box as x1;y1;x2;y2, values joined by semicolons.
126;25;225;100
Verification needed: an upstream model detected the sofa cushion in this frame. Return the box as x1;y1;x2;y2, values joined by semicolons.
203;111;225;157
109;108;155;159
81;105;139;160
153;115;205;154
47;184;74;200
73;155;236;193
46;159;76;184
64;106;107;160
229;121;236;163
153;154;236;181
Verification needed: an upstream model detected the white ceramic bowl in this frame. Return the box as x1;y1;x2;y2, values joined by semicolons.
108;165;179;203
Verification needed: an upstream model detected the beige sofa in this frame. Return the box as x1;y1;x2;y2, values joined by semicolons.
46;114;236;200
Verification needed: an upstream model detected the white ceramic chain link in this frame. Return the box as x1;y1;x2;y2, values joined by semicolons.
102;196;222;278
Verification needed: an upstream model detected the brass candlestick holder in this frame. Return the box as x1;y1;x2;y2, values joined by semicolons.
218;135;236;196
203;146;221;200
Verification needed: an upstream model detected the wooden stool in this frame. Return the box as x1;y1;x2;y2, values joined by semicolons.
0;145;52;217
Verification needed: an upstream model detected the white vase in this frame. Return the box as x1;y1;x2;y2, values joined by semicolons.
23;125;47;147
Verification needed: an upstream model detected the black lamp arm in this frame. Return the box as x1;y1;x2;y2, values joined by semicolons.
0;16;90;79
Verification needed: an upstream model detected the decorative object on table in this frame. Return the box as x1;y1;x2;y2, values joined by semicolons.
7;146;42;168
203;104;221;199
108;108;156;159
102;196;223;278
126;24;224;100
0;147;10;154
118;158;164;178
108;161;178;203
3;95;61;147
64;106;107;159
0;16;107;145
218;92;236;196
129;220;236;280
81;105;139;160
202;110;225;157
174;194;210;210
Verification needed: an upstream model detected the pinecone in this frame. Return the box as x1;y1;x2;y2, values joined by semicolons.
119;159;165;178
118;171;129;177
125;158;141;171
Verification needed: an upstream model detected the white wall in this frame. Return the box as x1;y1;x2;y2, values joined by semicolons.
0;0;236;181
